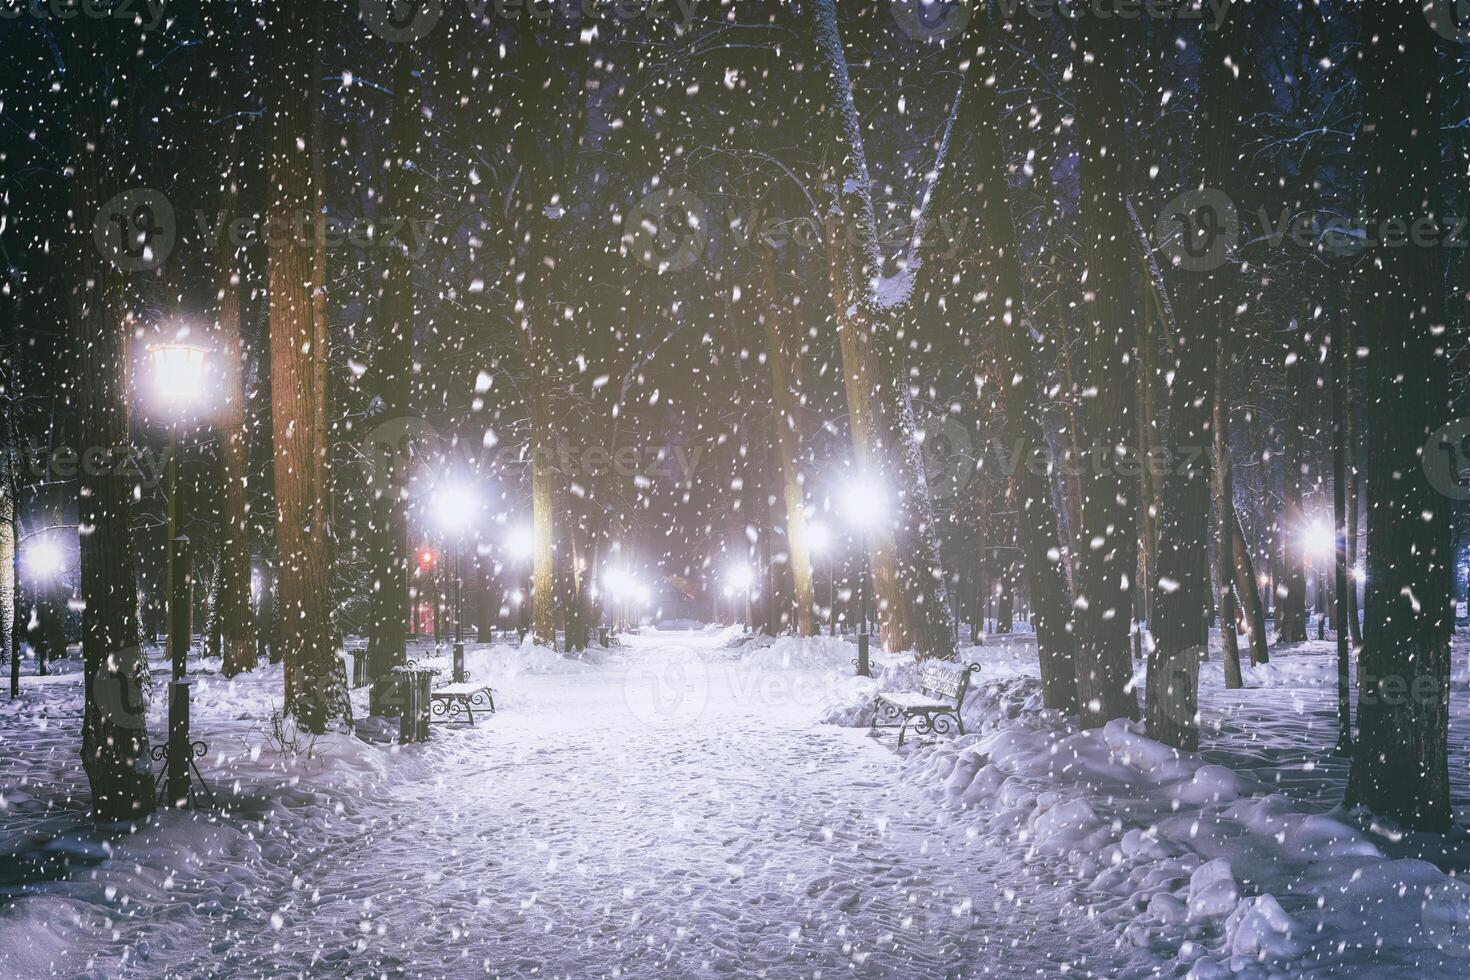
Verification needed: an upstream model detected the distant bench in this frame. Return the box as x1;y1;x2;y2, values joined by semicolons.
870;660;978;747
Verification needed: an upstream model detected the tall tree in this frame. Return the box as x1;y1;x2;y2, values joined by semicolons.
266;0;345;732
759;244;817;637
365;44;420;713
66;15;155;818
924;12;1077;709
1070;3;1142;724
807;0;953;660
1345;0;1452;831
215;144;257;678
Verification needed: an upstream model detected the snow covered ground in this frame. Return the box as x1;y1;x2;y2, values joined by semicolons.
2;627;1469;977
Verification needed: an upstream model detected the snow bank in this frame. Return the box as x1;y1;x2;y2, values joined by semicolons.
820;637;1470;976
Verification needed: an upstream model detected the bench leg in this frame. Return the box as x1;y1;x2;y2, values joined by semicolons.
897;714;910;748
463;698;474;727
955;711;965;737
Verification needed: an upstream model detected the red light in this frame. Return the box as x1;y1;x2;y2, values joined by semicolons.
417;547;437;573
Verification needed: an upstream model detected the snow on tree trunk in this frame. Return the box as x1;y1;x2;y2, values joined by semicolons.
1277;324;1310;643
1071;6;1141;725
760;246;817;637
1230;511;1269;669
925;16;1078;709
1345;0;1452;832
807;0;952;661
66;16;155;818
267;0;346;733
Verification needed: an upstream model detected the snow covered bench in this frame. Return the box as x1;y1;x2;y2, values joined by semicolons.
430;681;496;726
870;660;978;747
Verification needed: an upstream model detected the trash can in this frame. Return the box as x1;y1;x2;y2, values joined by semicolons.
391;662;438;743
351;648;370;688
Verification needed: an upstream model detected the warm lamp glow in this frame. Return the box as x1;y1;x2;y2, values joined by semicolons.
842;478;886;529
433;481;478;534
508;525;535;561
1304;520;1335;558
148;342;211;414
25;540;64;579
727;564;753;590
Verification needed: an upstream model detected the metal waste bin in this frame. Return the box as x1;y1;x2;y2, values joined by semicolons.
391;662;438;743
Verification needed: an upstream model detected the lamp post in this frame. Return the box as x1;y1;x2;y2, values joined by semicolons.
147;340;211;807
433;482;478;683
843;478;884;677
24;538;65;675
727;564;753;633
1305;518;1333;640
809;523;837;637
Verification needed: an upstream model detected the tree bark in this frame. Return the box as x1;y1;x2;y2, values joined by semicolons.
1344;1;1451;831
267;0;345;733
1072;4;1141;725
1277;326;1310;643
216;148;258;678
1213;336;1243;690
924;15;1076;707
1231;512;1269;668
808;0;953;660
366;45;419;714
759;246;817;636
66;15;155;819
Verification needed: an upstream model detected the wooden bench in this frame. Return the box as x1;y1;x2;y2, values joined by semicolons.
430;681;496;726
870;660;979;747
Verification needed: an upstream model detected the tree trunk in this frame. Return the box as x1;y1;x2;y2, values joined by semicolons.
1277;329;1310;643
216;152;258;678
1231;512;1269;667
808;0;952;661
366;45;419;714
926;16;1077;707
1345;1;1451;831
66;16;155;819
267;0;345;733
1213;336;1243;690
759;246;816;636
1071;4;1141;725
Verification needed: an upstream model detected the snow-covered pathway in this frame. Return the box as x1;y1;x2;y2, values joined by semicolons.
128;630;1144;978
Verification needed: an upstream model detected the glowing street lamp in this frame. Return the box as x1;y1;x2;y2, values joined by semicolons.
433;481;480;682
808;523;838;637
1303;518;1336;640
24;540;64;580
147;339;213;807
842;477;886;677
727;563;754;632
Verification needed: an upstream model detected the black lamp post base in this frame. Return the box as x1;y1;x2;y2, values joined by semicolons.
153;682;215;809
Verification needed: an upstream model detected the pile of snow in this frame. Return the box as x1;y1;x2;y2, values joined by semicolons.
822;645;1470;976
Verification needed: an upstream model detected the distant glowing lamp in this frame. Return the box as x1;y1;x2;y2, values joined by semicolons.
508;525;535;561
25;540;64;580
1304;520;1335;558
